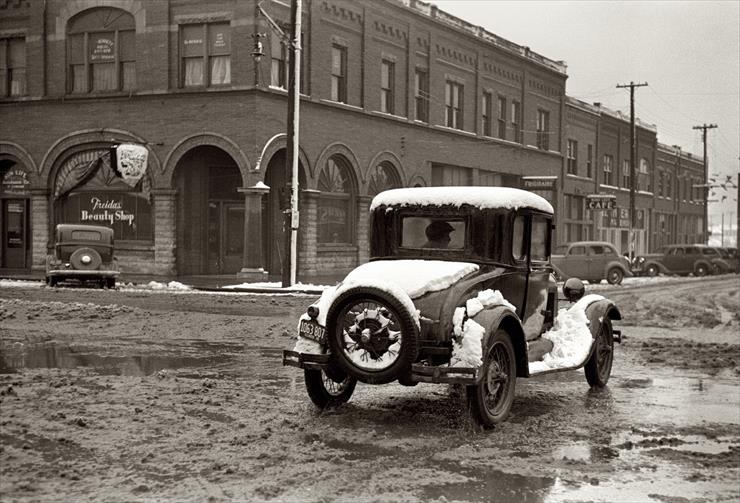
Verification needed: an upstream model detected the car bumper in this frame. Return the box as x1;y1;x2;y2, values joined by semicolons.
47;269;120;278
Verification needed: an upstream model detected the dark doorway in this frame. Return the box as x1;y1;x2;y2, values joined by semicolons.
263;150;306;276
174;147;243;275
1;198;29;269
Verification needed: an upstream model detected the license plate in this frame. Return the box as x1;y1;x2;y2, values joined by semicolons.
299;320;326;344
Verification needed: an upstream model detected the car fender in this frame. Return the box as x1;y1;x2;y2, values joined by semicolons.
643;260;667;274
694;259;713;273
601;261;632;278
584;298;622;360
472;306;529;378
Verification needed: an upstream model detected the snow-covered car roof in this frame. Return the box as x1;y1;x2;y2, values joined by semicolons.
370;186;554;214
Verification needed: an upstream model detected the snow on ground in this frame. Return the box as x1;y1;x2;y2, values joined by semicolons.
222;281;327;291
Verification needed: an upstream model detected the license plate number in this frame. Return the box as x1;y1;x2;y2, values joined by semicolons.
299;320;326;344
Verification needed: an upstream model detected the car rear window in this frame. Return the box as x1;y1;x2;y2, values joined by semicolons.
400;217;465;250
71;230;101;241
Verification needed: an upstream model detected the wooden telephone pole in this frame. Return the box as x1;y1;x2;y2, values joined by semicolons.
692;123;718;244
617;81;648;259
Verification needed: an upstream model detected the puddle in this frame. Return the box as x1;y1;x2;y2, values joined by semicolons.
555;442;619;462
422;462;556;503
0;343;233;377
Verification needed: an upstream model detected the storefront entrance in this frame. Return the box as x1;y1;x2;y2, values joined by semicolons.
1;161;31;270
1;199;29;269
207;201;244;274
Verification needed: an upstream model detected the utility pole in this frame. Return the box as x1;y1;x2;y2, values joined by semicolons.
692;123;718;244
617;81;648;259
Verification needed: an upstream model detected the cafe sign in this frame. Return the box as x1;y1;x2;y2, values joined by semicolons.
586;194;616;210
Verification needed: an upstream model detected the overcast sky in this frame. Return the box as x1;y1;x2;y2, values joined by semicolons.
434;0;740;223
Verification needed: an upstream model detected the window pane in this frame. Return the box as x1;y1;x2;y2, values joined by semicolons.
182;25;204;57
531;218;549;260
210;55;230;85
401;217;465;249
9;68;26;96
208;24;230;55
184;57;204;86
92;62;116;91
119;30;135;61
317;197;350;243
71;64;86;93
512;216;526;260
122;61;135;90
89;32;116;63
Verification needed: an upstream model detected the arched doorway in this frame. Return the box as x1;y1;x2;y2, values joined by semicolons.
263;150;306;276
0;159;31;270
174;146;244;275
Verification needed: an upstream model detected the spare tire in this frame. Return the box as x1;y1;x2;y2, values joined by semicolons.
70;248;102;270
326;286;418;385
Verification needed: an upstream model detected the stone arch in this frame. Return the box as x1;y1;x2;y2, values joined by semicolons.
56;0;146;35
163;133;251;186
0;141;39;183
364;151;405;196
40;128;161;180
255;133;311;181
407;174;427;188
312;142;361;191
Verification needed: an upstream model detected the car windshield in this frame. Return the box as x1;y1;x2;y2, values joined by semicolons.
400;217;466;250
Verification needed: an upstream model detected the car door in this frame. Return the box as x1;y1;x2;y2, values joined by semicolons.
587;244;608;279
564;245;589;279
662;246;683;273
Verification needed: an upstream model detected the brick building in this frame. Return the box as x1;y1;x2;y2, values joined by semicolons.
0;0;704;280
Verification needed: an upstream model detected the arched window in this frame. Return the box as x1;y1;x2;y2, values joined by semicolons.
67;8;136;93
368;161;401;196
317;155;355;244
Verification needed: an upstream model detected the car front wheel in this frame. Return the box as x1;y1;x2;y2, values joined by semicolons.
585;318;614;387
646;264;659;277
304;368;357;409
467;329;517;428
606;267;624;285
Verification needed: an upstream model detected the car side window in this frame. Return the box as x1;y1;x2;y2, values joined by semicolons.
590;245;605;255
672;247;684;255
605;246;618;256
570;246;586;256
686;247;698;255
530;217;549;261
512;215;526;261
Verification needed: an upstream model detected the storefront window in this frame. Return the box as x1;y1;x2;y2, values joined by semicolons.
368;161;401;196
55;149;153;242
317;155;354;244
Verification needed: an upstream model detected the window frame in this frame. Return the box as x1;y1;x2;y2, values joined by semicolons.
1;37;27;97
481;91;492;137
380;59;395;114
414;68;429;123
330;44;347;103
179;22;231;89
497;95;507;140
602;154;614;185
536;109;550;150
567;139;578;175
317;155;355;245
445;80;464;129
511;100;521;143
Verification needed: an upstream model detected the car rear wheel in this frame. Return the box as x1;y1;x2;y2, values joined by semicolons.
646;264;659;277
694;263;709;277
585;318;614;388
606;267;624;285
466;329;517;428
327;287;418;385
304;368;357;409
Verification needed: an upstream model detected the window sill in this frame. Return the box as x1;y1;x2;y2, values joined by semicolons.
116;240;155;252
317;243;358;254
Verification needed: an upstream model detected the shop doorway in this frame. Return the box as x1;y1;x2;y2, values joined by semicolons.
1;198;29;269
174;147;244;275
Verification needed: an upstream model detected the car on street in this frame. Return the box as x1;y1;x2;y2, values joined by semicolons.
633;244;717;277
284;187;622;427
720;247;740;273
45;223;119;288
551;241;632;285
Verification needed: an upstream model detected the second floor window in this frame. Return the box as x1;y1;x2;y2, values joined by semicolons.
414;69;429;122
511;101;521;143
380;59;394;114
622;159;631;188
181;23;231;87
602;154;613;185
331;44;347;103
270;32;286;88
1;38;26;97
567;140;578;175
68;8;135;94
586;144;593;178
445;81;463;129
482;92;492;136
536;109;550;150
497;96;507;140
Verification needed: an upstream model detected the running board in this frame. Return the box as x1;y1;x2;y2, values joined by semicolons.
282;350;329;371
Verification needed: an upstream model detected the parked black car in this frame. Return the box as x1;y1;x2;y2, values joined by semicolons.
634;244;717;277
283;187;621;427
45;224;119;288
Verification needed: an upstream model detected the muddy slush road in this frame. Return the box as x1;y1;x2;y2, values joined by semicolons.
1;275;739;502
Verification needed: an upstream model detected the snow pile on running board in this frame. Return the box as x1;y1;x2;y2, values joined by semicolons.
529;294;605;374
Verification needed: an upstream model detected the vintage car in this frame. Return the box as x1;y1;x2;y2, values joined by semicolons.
45;223;119;288
633;244;717;277
551;241;632;285
283;187;622;427
720;247;740;273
